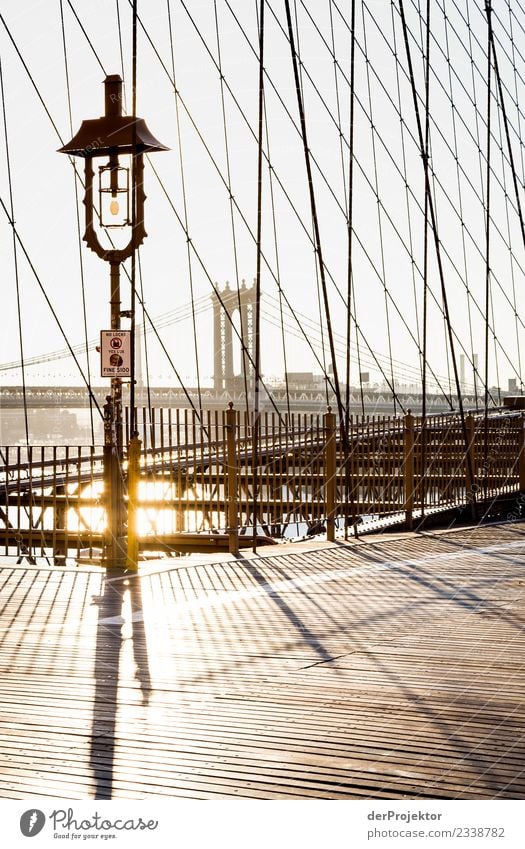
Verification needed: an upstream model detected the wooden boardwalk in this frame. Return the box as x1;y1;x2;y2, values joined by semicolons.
1;522;524;800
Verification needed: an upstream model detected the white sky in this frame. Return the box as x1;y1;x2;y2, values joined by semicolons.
0;0;524;393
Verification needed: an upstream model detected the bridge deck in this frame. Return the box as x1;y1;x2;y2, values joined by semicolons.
1;522;524;800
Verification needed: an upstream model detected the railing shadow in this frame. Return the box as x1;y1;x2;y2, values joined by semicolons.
89;570;150;799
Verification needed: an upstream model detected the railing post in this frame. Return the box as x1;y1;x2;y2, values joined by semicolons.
225;402;239;556
324;407;337;542
103;394;126;568
53;483;67;566
126;436;141;571
519;414;525;492
465;413;476;506
404;410;414;531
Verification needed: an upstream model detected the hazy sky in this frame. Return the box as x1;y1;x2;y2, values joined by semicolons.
0;0;524;394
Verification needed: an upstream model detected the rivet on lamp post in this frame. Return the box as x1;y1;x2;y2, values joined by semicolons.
58;74;168;569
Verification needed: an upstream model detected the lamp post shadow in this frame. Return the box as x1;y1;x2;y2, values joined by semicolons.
89;570;150;799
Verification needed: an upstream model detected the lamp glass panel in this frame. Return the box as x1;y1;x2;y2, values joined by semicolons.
99;162;130;227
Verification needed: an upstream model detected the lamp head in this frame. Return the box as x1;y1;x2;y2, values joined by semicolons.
58;75;169;158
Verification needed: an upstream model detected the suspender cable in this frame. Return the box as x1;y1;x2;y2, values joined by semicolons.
344;0;357;537
293;1;329;407
397;0;476;517
283;0;347;442
486;9;525;251
252;0;265;553
444;0;479;411
135;1;430;410
0;197;103;417
129;0;138;438
361;5;396;415
213;1;250;413
65;1;107;74
167;0;202;411
0;56;28;445
420;0;430;515
484;1;492;492
60;0;95;446
314;1;514;401
116;0;126;90
345;0;356;429
263;92;291;420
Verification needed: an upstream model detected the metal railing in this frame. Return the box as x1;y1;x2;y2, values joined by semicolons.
0;407;523;559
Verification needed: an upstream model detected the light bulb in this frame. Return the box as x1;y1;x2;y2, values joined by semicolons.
109;199;120;216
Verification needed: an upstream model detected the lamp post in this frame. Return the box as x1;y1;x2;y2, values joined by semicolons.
59;75;168;568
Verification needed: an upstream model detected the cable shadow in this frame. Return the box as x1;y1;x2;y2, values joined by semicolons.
234;547;524;796
89;570;150;799
240;559;335;664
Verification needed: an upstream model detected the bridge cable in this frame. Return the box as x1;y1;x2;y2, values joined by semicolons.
352;284;366;417
0;197;103;418
507;1;525;200
0;55;29;445
132;3;342;408
341;0;358;536
486;6;525;295
443;0;479;412
65;1;107;74
261;0;414;407
213;1;251;413
326;1;519;399
371;3;518;401
283;0;347;443
116;0;126;85
162;0;445;409
115;1;155;437
397;0;476;514
2;7;207;433
262;57;291;421
137;3;502;406
484;1;493;492
59;0;95;446
252;0;265;552
80;0;508;415
361;5;397;416
420;0;430;514
146;156;285;422
59;3;208;430
176;0;409;405
294;1;330;408
393;4;423;389
500;2;523;393
166;0;202;412
85;2;520;420
129;1;305;416
495;69;522;398
129;0;138;439
333;0;353;422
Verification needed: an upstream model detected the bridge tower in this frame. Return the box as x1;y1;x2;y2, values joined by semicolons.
212;281;256;396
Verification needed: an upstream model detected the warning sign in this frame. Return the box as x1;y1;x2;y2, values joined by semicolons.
100;330;131;378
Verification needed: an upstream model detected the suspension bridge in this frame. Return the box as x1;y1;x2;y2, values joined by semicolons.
0;0;525;804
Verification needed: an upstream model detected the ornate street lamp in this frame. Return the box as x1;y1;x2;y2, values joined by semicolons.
59;74;168;568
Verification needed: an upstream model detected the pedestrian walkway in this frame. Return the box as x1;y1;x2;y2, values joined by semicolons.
1;522;524;799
